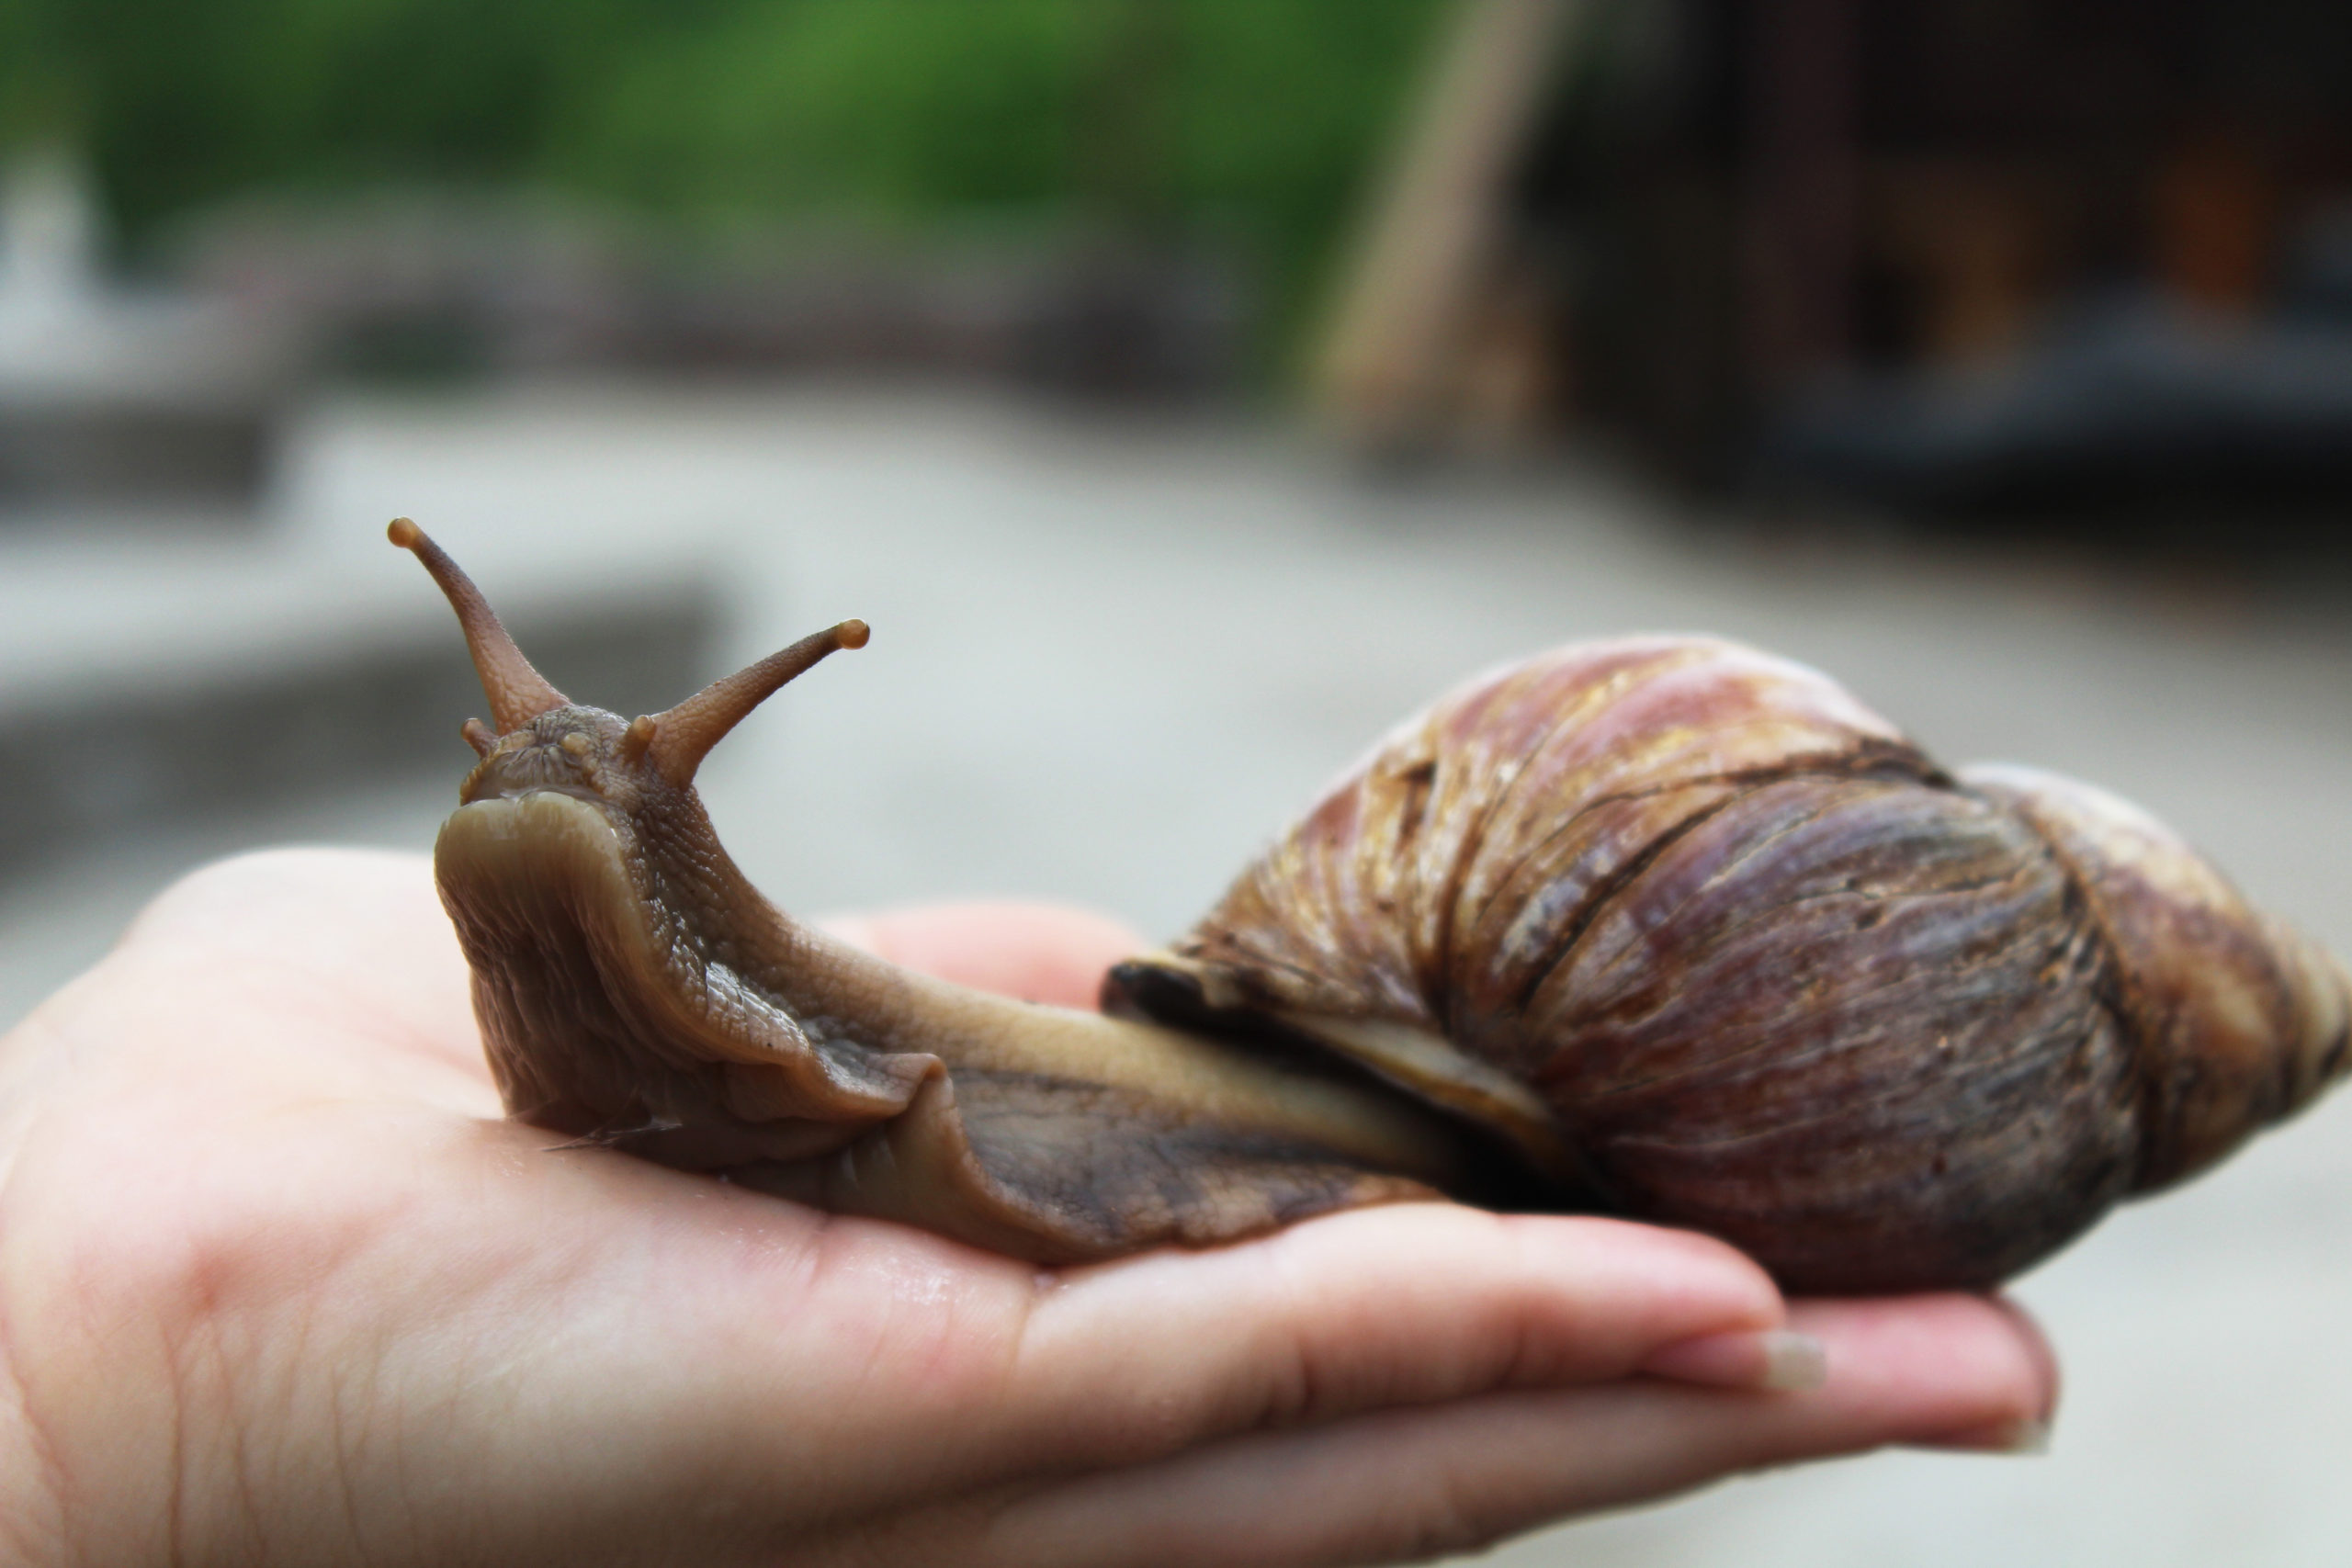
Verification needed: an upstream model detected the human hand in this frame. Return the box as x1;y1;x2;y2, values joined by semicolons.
0;850;2054;1567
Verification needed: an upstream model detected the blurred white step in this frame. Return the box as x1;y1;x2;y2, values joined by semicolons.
0;511;718;873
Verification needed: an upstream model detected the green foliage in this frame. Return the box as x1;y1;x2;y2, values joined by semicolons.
1;0;1450;364
1168;1;1454;342
572;1;1099;217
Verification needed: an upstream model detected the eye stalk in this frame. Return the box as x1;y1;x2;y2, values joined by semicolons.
389;518;571;733
389;517;870;783
632;618;871;789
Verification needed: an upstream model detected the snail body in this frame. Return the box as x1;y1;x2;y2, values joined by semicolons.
393;521;2349;1292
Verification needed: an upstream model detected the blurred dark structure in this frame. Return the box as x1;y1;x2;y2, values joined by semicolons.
1322;0;2352;515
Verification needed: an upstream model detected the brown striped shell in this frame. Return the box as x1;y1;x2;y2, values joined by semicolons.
1106;637;2352;1293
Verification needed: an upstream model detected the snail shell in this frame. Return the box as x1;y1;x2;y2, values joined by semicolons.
393;523;2351;1293
1102;637;2352;1291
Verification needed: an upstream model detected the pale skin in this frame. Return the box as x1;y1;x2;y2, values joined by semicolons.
0;849;2055;1568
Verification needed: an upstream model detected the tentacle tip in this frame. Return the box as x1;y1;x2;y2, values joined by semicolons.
838;619;871;650
388;517;422;550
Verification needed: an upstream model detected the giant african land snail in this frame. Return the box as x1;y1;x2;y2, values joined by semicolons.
394;519;2350;1294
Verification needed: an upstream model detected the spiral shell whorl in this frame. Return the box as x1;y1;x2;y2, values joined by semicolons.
1118;637;2348;1292
1964;763;2352;1192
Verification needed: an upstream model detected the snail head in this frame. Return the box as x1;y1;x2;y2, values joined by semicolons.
388;518;868;822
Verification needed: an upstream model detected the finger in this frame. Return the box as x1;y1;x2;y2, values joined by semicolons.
1637;1325;1826;1391
1897;1292;2060;1448
821;902;1147;1007
110;1161;1776;1543
305;1191;1780;1530
996;1203;1786;1474
984;1292;2052;1568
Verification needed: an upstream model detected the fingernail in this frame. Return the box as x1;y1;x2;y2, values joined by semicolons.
1914;1416;2052;1455
1642;1328;1828;1393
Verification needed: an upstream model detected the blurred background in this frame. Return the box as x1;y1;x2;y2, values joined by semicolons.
6;1;2352;1562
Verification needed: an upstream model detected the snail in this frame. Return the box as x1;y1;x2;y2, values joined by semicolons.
392;519;2351;1294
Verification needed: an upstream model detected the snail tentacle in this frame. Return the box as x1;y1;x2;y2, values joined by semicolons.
389;519;569;731
639;619;871;789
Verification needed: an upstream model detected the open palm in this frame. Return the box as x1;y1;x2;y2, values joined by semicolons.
0;850;2052;1567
